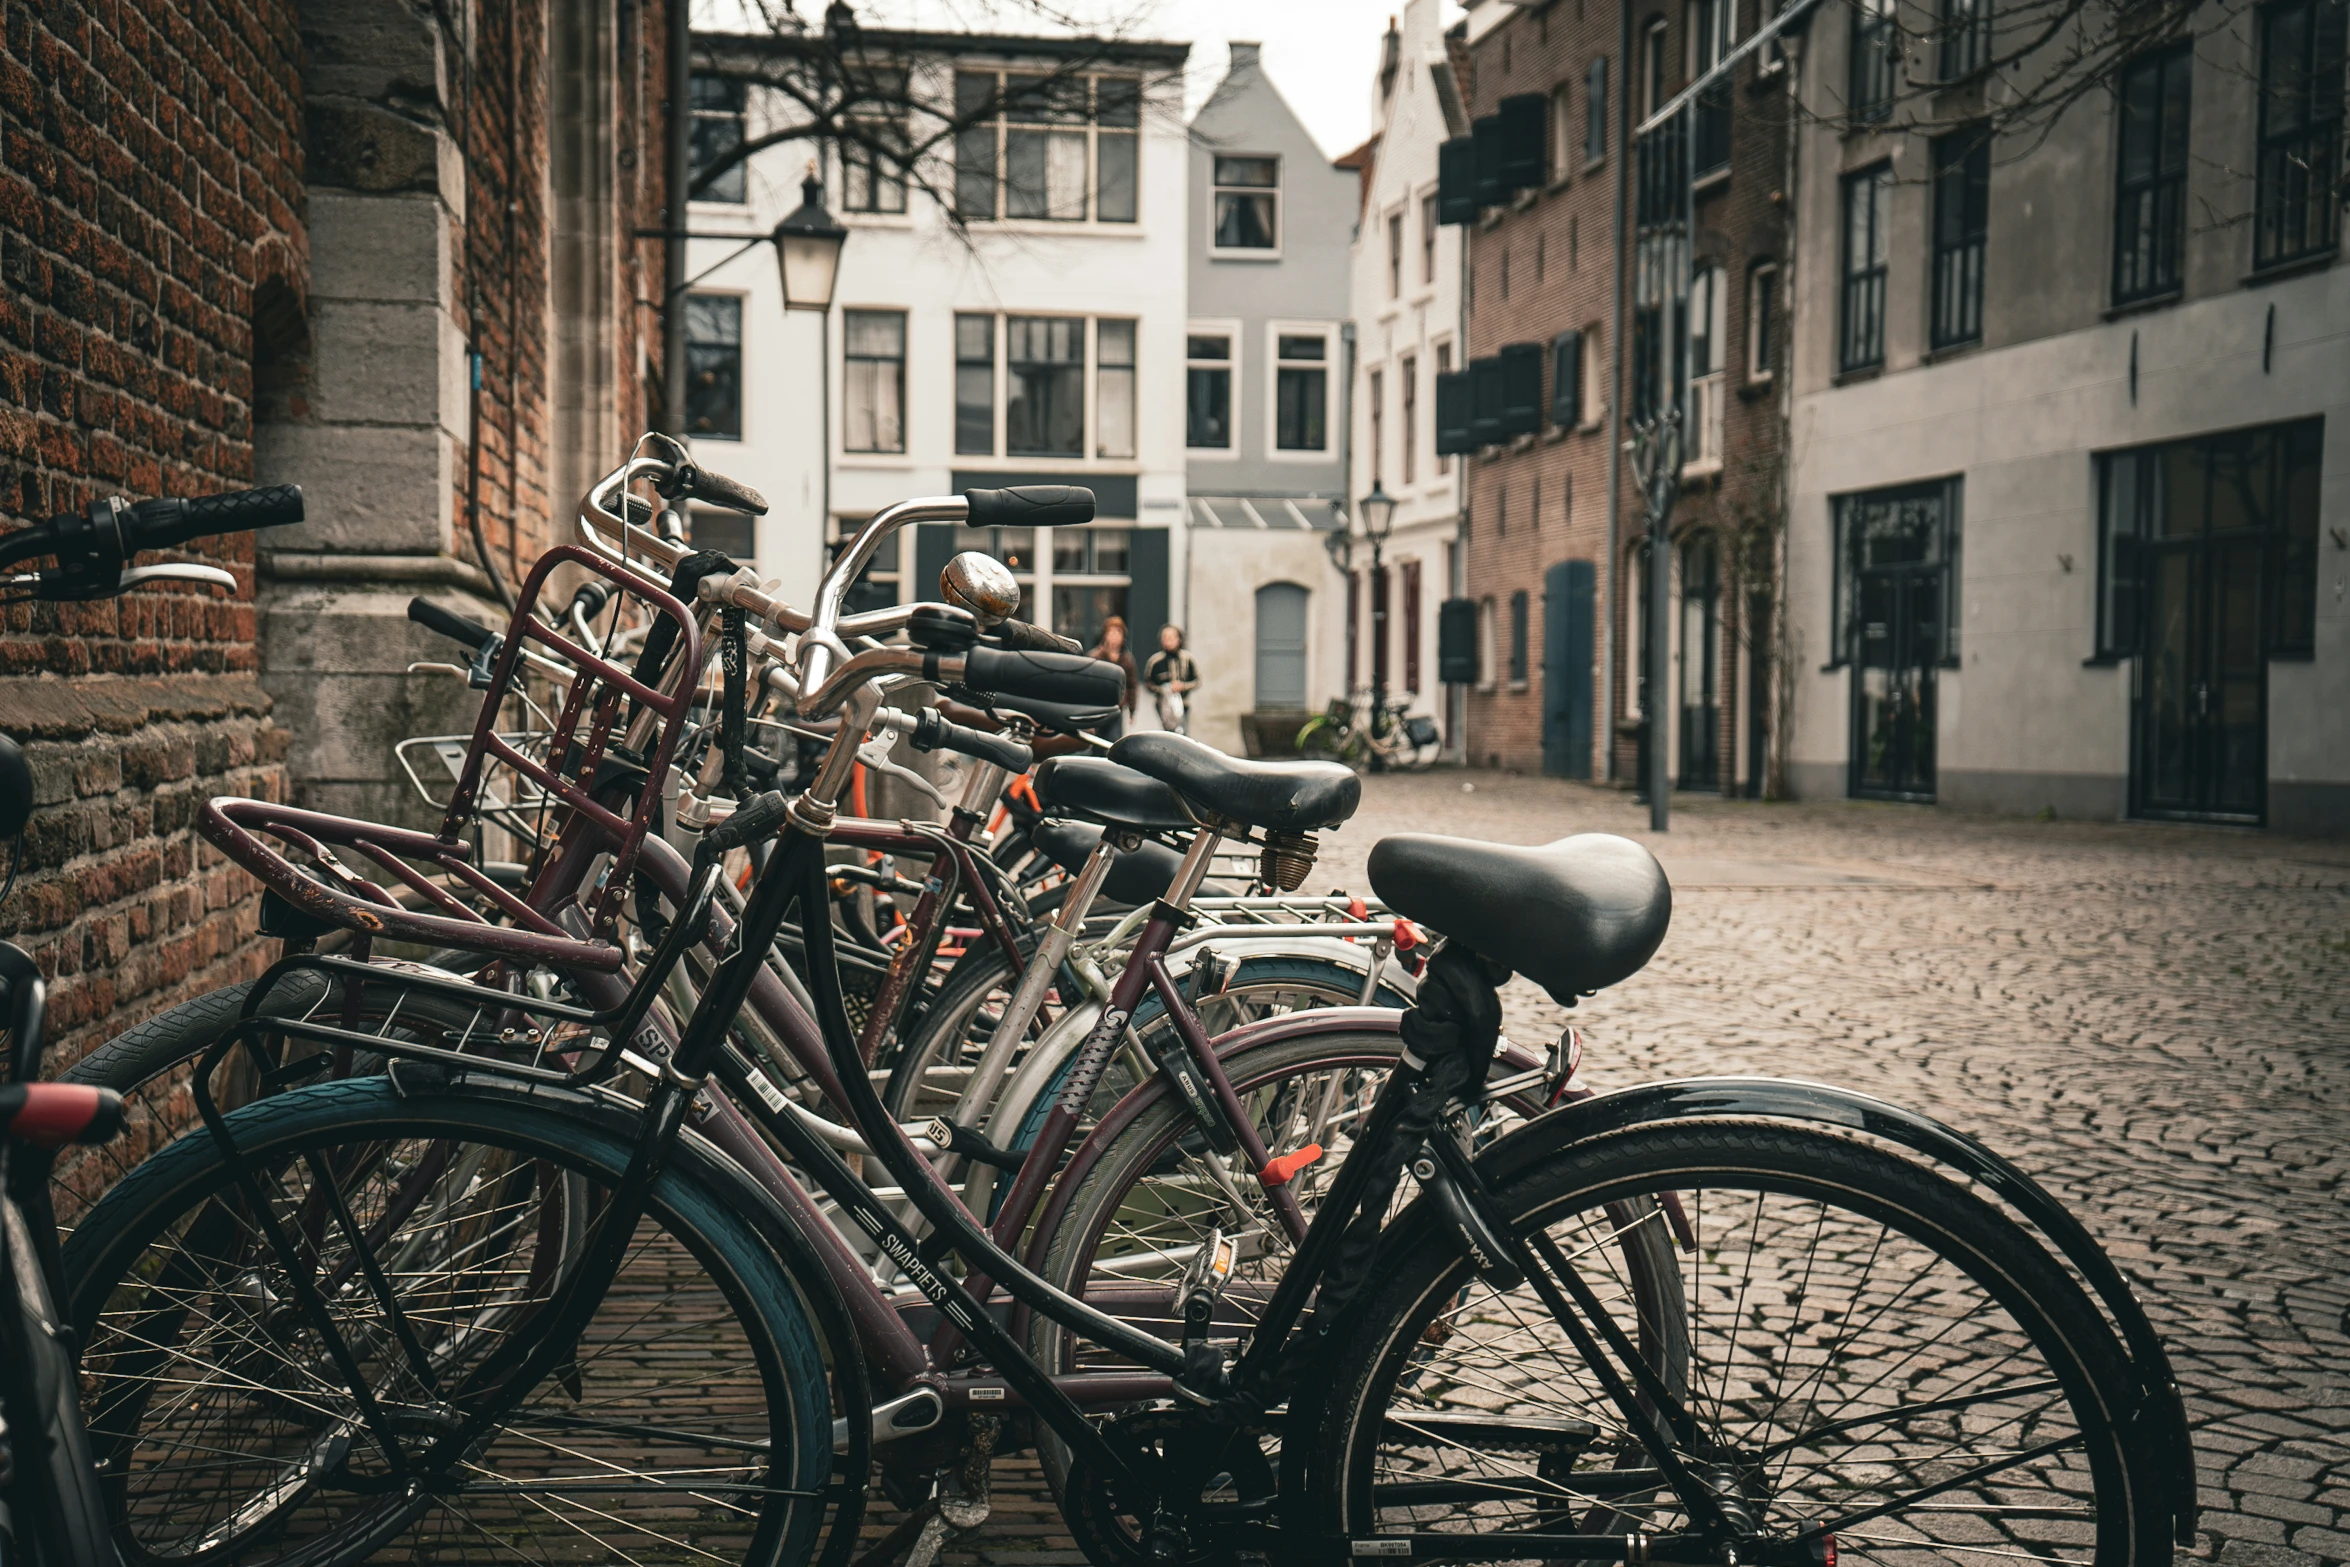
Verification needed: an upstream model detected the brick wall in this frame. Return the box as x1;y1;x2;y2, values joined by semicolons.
1461;1;1627;774
0;0;306;1066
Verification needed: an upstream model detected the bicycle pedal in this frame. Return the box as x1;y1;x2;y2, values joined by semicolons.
1176;1227;1237;1344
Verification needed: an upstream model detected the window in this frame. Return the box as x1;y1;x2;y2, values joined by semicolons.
1748;263;1779;379
1186;331;1232;449
1690;0;1733;175
1096;320;1136;460
829;517;901;612
1642;21;1670;118
1508;589;1530;686
1549;80;1574;180
1387;211;1404;297
1434;341;1453;473
1369;369;1385;484
2096;418;2323;659
1931;130;1989;347
684;294;742;439
2113;48;2191;303
1403;558;1423;694
1851;0;1897;122
1550;329;1584;428
1686;264;1727;470
841;67;909;213
1255;582;1311;708
1401;355;1418;484
1475;596;1496;691
1214;155;1280;249
1500;245;1511;300
955;314;995;455
953;70;1140;224
1840;164;1891;372
1006;316;1085;456
1275;330;1329;451
688;75;746;203
843;309;905;453
1760;0;1790;73
1585;56;1608;163
2254;0;2346;269
1829;479;1962;668
1939;0;1991;79
1420;191;1439;282
1050;526;1132;649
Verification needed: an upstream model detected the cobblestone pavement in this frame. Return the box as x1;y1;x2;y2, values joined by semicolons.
890;773;2349;1566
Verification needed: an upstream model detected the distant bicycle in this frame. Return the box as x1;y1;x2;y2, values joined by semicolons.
1297;688;1440;771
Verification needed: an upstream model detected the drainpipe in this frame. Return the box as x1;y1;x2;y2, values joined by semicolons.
1601;0;1631;782
1340;319;1357;703
662;0;691;438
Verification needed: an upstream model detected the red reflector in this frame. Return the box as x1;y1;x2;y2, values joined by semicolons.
1260;1144;1324;1188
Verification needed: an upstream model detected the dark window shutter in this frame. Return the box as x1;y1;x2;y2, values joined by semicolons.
1469;356;1504;447
1437;137;1478;223
1472;115;1507;207
1498;342;1542;437
1437;597;1479;684
1434;370;1473;454
1550;329;1583;428
1498;94;1547;189
1127;524;1169;647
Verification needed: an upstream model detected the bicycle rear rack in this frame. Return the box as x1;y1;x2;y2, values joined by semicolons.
200;544;701;972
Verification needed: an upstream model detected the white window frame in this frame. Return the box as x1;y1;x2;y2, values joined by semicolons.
951;311;1145;472
1581;321;1607;429
1264;320;1336;461
1549;80;1574;183
952;67;1145;229
1747;264;1779;381
1210;153;1283;259
1418;187;1440;287
840;304;909;459
1094;317;1137;460
1185;317;1242;459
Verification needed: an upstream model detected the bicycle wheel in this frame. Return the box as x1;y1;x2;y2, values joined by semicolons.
56;969;522;1230
3;1191;115;1567
64;1076;842;1567
1304;1120;2170;1567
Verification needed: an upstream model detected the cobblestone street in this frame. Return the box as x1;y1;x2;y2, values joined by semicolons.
897;772;2350;1566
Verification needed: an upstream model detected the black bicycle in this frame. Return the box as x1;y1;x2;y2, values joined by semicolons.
55;474;2197;1567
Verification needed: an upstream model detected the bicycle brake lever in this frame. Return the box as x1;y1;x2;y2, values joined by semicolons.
119;563;239;591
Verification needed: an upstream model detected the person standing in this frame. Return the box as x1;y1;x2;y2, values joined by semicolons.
1087;615;1141;738
1143;623;1199;735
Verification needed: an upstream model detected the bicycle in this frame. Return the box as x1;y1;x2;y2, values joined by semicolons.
59;460;2194;1566
1297;689;1441;773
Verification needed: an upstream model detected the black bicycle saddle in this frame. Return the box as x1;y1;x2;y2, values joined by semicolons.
1035;755;1193;831
1367;832;1670;1003
1028;819;1186;907
1108;732;1359;834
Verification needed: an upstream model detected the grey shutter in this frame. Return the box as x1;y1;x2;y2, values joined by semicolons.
1472;115;1507;207
1550;329;1583;428
1437;597;1478;684
1437;137;1478;223
1128;524;1169;646
1434;370;1473;454
1469;357;1504;447
1498;94;1547;189
1498;342;1543;438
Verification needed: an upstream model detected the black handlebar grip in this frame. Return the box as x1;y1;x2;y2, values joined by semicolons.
912;710;1034;773
990;616;1083;655
959;646;1126;707
570;580;613;620
679;464;769;516
962;485;1095;529
127;485;305;553
698;790;792;857
407;597;498;652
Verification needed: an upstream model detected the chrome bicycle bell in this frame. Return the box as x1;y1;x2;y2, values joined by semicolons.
939;551;1020;627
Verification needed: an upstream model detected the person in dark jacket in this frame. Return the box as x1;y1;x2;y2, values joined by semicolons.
1087;615;1141;738
1142;623;1199;734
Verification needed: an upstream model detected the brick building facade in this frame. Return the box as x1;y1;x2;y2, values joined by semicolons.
0;0;672;1067
1455;0;1789;790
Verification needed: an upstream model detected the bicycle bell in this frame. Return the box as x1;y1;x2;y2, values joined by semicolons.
939;551;1021;627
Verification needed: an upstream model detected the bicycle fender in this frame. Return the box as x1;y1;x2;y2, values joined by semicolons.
1474;1074;2198;1543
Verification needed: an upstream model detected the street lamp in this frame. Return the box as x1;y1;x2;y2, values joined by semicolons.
1359;481;1398;742
772;173;847;311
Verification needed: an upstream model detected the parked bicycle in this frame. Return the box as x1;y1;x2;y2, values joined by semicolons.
1297;688;1441;772
37;453;2193;1567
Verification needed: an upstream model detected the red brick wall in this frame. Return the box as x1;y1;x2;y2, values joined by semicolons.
0;0;306;1063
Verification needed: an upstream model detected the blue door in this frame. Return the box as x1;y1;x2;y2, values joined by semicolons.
1542;560;1594;777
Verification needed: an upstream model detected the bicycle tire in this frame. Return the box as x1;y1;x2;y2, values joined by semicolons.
1299;1119;2170;1567
64;1076;845;1567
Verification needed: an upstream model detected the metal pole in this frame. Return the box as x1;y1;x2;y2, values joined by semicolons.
661;0;691;437
1602;0;1632;785
1371;536;1386;737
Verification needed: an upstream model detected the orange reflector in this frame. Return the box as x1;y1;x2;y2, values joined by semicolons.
1261;1143;1324;1188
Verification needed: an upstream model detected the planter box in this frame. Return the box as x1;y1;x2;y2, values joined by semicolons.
1240;711;1308;758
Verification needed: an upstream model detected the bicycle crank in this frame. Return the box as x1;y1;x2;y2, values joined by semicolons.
1061;1407;1278;1567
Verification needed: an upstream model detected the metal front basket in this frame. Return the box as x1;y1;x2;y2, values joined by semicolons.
199;544;703;971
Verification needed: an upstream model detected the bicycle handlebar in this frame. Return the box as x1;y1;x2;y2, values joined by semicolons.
910;709;1033;773
128;485;305;551
668;462;768;517
962;485;1094;529
989;616;1082;654
408;596;499;653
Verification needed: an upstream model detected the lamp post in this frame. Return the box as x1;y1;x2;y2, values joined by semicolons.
773;172;847;571
1359;481;1397;736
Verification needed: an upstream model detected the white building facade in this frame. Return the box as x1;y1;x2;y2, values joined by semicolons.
680;29;1194;646
1783;1;2346;834
1345;1;1468;755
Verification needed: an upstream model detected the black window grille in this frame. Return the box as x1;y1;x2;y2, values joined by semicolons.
1840;164;1891;371
2113;46;2192;303
1850;0;1898;121
2254;0;2346;269
1931;130;1989;347
688;75;747;203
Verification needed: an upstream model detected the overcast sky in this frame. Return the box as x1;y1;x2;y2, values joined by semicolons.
704;0;1464;162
